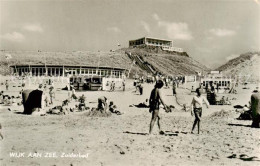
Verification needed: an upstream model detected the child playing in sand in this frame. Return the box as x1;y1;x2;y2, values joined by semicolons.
78;94;86;111
149;80;169;135
4;96;12;106
109;101;122;115
190;88;210;134
98;96;108;113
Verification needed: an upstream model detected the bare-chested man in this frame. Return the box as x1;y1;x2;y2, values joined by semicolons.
190;88;210;134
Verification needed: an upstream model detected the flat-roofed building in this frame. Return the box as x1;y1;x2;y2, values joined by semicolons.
10;64;126;78
129;37;183;52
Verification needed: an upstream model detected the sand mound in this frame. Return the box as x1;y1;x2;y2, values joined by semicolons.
83;108;112;117
208;109;232;119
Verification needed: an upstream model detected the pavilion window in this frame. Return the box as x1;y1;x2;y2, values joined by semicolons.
18;68;22;75
56;68;59;76
37;68;40;76
52;68;56;76
101;70;105;76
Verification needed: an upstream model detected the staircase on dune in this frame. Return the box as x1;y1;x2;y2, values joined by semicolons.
125;51;156;75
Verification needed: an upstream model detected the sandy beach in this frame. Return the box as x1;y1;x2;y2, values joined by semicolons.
0;78;259;166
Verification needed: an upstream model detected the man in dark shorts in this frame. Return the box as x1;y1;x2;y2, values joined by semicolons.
191;88;210;134
172;80;177;96
149;80;169;135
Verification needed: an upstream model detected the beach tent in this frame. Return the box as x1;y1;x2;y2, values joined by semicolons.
22;89;43;114
251;93;260;128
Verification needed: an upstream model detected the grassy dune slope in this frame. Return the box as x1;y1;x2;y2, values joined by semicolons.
123;47;210;75
216;52;260;81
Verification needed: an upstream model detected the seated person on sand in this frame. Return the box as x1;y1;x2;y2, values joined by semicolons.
97;96;108;113
217;96;225;105
62;99;70;106
78;94;88;111
243;104;250;112
109;101;123;115
10;96;16;104
218;96;232;105
48;105;70;115
3;96;12;106
225;97;231;105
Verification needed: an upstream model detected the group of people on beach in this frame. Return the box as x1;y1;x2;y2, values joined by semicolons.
148;78;210;135
1;73;211;137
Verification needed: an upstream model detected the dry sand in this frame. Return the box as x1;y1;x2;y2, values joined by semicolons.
0;77;259;166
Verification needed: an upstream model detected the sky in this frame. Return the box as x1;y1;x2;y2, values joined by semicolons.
0;0;259;68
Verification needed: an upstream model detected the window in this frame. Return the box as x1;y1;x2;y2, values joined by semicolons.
101;70;105;76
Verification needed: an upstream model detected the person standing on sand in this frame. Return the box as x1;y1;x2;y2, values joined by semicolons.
190;88;210;134
112;81;115;91
172;80;177;96
149;80;169;135
122;81;125;91
71;87;77;100
49;86;55;105
5;80;9;91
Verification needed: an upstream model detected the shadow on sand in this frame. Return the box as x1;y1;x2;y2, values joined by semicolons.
228;123;251;128
123;131;179;136
123;131;148;135
165;130;187;135
14;112;28;115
